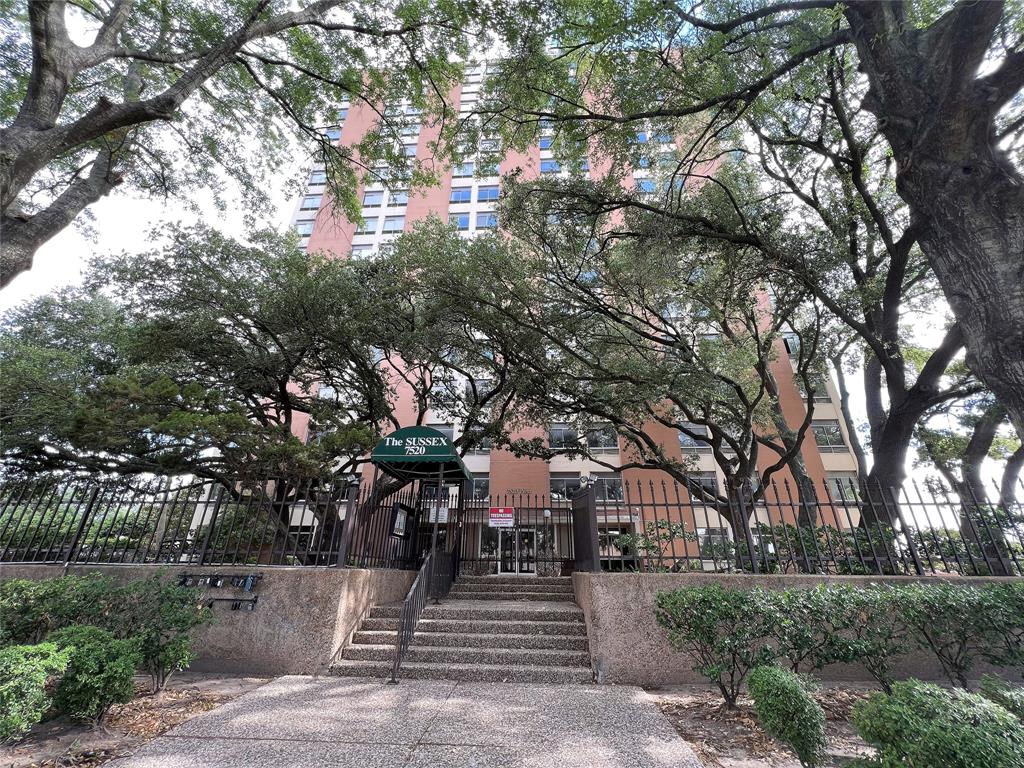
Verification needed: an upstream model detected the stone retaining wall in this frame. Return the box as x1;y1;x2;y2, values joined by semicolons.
572;572;1024;687
0;564;414;675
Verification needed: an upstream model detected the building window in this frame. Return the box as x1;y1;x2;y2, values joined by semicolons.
309;170;327;185
698;527;731;558
548;423;578;450
450;187;472;203
295;220;314;236
652;132;672;143
472;475;490;499
453;162;474;178
362;190;383;208
826;472;861;502
540;159;561;174
635;131;648;144
550;473;580;501
475;212;497;229
300;195;322;210
402;143;417;158
478;162;499;177
636;179;657;194
400;124;420;137
811;420;846;452
355;216;378;234
593;473;624;503
350;245;373;260
783;333;801;357
465;378;494;398
389;189;409;206
678;423;712;453
428;423;455;443
479;138;499;152
798;374;832;403
539;136;553;150
466;435;493;455
477;185;499;202
449;213;470;231
321;127;341;141
689;472;720;500
337;107;348;120
382;216;405;234
585;424;618;453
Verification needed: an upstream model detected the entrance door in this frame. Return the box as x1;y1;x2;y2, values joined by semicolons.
498;528;536;574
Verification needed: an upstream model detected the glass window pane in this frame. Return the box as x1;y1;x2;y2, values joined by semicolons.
382;216;405;233
295;221;314;236
362;191;383;207
301;195;322;210
475;212;497;229
355;216;378;234
389;190;409;206
477;185;499;202
450;187;472;203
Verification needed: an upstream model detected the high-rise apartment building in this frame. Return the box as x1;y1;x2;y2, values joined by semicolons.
287;62;860;573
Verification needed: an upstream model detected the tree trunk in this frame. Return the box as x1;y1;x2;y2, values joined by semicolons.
1;148;122;287
847;0;1024;450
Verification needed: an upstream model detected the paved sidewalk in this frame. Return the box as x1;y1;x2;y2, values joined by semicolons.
111;676;702;768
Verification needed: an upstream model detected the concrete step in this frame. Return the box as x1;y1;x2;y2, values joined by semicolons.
344;643;591;668
456;576;572;586
369;602;584;623
352;630;588;651
330;659;593;684
451;581;574;594
446;590;575;602
360;617;588;636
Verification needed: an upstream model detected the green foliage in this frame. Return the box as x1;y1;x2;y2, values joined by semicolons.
0;643;69;744
852;680;1024;768
896;582;996;688
767;584;866;675
841;585;911;694
748;666;827;768
980;675;1024;722
655;585;776;707
112;576;212;692
0;574;212;692
50;625;141;724
978;582;1024;671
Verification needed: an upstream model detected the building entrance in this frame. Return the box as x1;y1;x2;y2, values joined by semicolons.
498;528;536;574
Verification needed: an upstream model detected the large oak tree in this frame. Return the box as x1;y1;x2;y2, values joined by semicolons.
0;0;533;286
480;0;1024;466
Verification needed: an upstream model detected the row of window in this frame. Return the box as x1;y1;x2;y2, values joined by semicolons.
450;185;499;204
449;212;497;231
362;189;409;208
356;215;405;235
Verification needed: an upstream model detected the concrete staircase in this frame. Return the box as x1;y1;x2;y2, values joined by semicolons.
330;575;593;683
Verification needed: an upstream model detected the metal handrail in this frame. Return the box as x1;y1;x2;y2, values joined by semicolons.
389;529;461;684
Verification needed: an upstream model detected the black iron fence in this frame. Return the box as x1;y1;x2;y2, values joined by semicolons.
2;473;1021;577
0;476;352;567
583;477;1024;577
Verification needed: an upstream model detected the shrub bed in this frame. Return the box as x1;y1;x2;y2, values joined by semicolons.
0;642;70;743
655;581;1024;702
747;666;826;767
50;625;141;724
852;680;1024;768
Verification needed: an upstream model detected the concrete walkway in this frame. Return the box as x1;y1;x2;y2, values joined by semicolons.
112;676;702;768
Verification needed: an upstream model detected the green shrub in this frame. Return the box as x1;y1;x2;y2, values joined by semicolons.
768;584;864;674
852;679;1024;768
0;574;120;646
979;582;1024;672
0;574;212;691
980;675;1024;722
655;585;776;707
50;625;141;723
896;582;994;688
0;643;70;743
844;584;911;693
748;666;827;768
114;576;212;691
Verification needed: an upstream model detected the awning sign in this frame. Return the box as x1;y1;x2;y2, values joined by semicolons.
488;507;515;528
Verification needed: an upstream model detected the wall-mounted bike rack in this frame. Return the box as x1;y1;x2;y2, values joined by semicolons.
177;573;263;592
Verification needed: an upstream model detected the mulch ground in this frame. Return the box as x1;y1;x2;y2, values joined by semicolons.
652;684;877;768
1;674;269;768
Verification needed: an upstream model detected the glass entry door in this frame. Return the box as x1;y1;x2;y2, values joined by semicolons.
498;528;536;574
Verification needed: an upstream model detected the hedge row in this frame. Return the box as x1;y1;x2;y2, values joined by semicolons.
0;574;213;743
654;581;1024;707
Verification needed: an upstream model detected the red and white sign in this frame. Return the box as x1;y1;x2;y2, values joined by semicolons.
488;507;515;528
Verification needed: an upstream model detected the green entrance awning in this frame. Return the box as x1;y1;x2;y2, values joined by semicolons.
370;426;473;484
